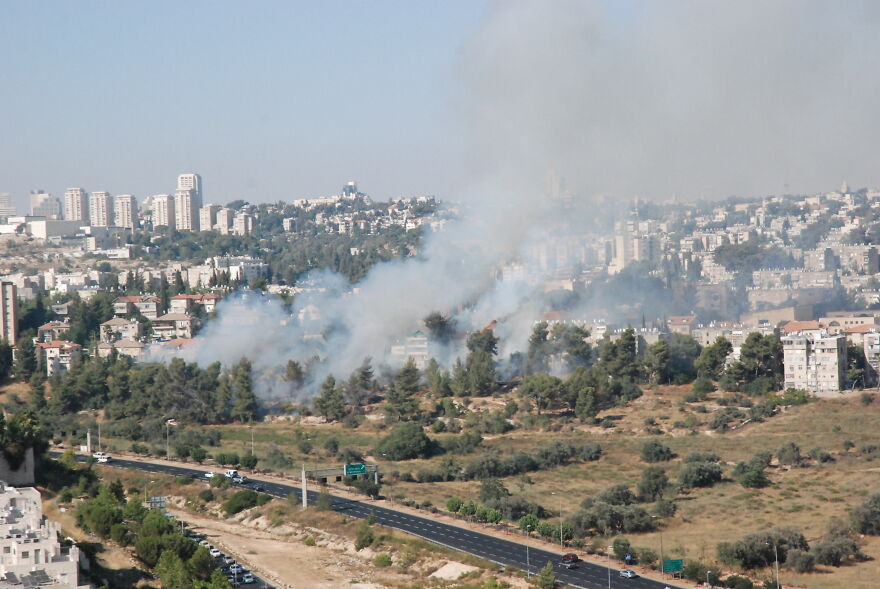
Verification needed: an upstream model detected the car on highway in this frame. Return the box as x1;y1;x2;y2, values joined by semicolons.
92;452;111;463
232;475;247;484
561;553;580;563
209;547;221;557
241;573;255;584
205;472;218;480
619;569;638;578
222;555;235;565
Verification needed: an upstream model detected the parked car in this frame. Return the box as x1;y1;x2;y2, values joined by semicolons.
222;555;235;565
619;569;638;578
209;548;221;558
241;573;255;584
229;564;244;574
198;539;210;547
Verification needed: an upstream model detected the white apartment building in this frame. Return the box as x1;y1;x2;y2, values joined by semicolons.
0;483;89;589
233;212;254;236
0;282;17;343
63;188;89;222
151;194;175;228
0;194;16;219
177;172;203;202
88;191;113;226
29;190;61;218
216;208;234;234
35;340;82;376
199;204;220;231
113;194;138;229
174;189;200;231
782;331;847;392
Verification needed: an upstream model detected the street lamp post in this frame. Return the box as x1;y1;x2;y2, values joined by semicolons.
551;491;563;546
607;545;613;589
652;515;664;579
525;524;533;577
765;540;780;588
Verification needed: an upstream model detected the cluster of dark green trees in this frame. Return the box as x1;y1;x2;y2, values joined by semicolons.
75;481;231;589
16;355;258;447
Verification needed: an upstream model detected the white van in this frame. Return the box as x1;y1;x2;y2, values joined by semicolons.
92;452;111;463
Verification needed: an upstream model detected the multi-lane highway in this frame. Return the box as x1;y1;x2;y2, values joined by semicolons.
86;455;679;589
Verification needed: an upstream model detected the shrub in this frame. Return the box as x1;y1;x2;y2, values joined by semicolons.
738;468;769;489
684;451;720;463
679;462;723;489
612;537;631;561
373;553;392;567
637;466;668;502
578;443;603;461
198;489;214;502
654;499;677;517
355;519;374;550
303;536;316;546
374;422;434;460
190;447;207;463
717;528;809;569
808;447;833;463
777;442;803;466
811;535;860;567
785;548;815;573
852;493;880;534
131;442;149;455
711;407;744;432
640;440;673;463
240;454;258;469
223;490;261;515
110;522;129;545
723;575;754;589
598;484;636;506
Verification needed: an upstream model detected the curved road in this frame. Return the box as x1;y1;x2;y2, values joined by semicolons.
83;455;679;589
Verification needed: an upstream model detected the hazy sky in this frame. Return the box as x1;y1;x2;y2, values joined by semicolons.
3;1;880;211
0;1;487;209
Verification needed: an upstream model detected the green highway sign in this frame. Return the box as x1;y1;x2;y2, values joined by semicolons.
344;463;367;476
662;559;684;573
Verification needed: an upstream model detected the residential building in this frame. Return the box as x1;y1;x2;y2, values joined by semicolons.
152;313;196;340
667;315;696;335
114;194;138;228
199;204;220;231
782;331;846;392
0;282;17;344
113;295;160;319
99;317;142;343
389;331;430;369
36;321;70;343
177;172;203;202
88;191;113;226
216;208;234;234
0;483;90;589
151;194;175;228
63;188;89;222
232;212;253;236
29;190;61;218
0;194;15;219
96;339;145;360
170;293;220;314
35;340;82;376
863;331;880;386
174;189;199;231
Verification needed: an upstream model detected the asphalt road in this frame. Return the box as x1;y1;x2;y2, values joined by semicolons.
83;455;679;589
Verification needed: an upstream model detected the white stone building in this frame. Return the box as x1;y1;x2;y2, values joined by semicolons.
782;331;847;392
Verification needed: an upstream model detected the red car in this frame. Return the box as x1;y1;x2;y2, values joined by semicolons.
561;553;580;563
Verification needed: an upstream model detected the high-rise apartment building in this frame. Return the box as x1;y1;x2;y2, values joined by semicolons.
177;172;203;202
782;331;847;392
0;282;18;343
63;188;89;222
199;204;220;231
114;194;138;228
233;212;254;236
88;191;113;226
216;208;234;235
30;190;62;218
151;194;175;228
174;189;199;231
0;193;16;218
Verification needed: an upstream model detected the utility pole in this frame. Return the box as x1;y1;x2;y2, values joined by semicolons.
250;427;255;456
607;545;612;589
301;465;307;509
98;422;101;453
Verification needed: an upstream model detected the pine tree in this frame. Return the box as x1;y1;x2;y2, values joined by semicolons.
230;358;257;423
386;358;421;420
14;337;36;381
314;375;345;422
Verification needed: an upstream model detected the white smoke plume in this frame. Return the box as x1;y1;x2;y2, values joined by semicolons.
159;1;880;397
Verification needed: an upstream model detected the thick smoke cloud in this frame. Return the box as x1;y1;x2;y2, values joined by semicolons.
160;1;880;397
458;0;880;200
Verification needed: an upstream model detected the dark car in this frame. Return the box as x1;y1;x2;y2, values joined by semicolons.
562;561;578;569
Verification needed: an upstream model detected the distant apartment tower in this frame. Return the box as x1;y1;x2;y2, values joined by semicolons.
199;204;220;231
30;190;62;218
88;191;113;226
177;172;203;201
0;194;16;218
782;331;846;392
63;188;89;222
113;194;138;228
215;208;234;235
151;194;175;228
0;282;17;343
233;212;254;236
174;189;200;231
